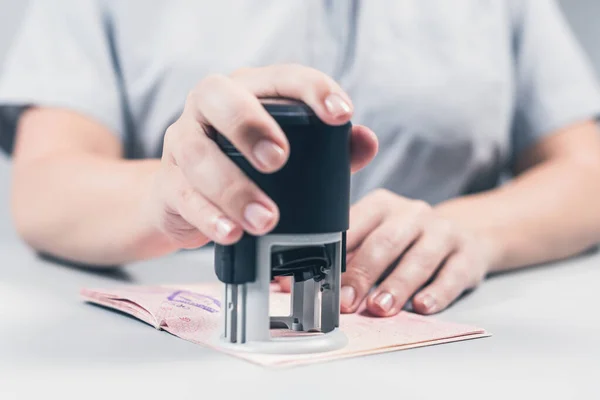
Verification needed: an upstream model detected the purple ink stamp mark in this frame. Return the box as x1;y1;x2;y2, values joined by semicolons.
167;290;221;313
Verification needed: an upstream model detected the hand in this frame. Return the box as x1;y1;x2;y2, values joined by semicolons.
143;64;378;250
340;189;495;316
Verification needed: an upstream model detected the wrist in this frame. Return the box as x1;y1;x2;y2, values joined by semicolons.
129;161;180;261
474;227;505;273
433;199;507;273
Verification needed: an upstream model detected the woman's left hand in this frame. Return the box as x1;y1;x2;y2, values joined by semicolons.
338;189;496;316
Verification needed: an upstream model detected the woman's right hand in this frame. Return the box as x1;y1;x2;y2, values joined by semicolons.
144;64;378;250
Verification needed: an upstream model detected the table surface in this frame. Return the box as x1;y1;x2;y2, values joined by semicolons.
0;159;598;400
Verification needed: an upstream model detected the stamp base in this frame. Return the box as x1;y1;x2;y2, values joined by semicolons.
209;328;348;355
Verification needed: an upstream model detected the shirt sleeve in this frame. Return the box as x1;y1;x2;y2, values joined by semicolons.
0;0;125;156
509;0;600;163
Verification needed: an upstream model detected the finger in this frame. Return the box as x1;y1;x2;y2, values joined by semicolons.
156;208;209;250
163;165;244;245
367;220;458;317
350;125;379;173
412;252;483;315
234;66;378;174
345;190;388;253
274;276;292;293
176;183;244;246
165;120;279;236
341;213;424;313
151;163;207;248
187;74;289;173
231;64;353;126
346;249;357;265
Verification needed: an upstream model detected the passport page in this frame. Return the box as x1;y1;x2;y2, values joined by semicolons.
81;282;489;367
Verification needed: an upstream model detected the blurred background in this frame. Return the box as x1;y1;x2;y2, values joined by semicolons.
0;0;599;233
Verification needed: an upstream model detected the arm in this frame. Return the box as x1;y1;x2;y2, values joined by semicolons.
304;1;600;317
10;67;378;268
11;107;169;266
435;120;600;272
1;5;378;267
335;123;600;318
1;1;173;265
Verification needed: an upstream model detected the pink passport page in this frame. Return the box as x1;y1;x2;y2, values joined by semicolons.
80;282;490;367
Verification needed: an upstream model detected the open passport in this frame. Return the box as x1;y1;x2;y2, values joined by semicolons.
81;282;490;367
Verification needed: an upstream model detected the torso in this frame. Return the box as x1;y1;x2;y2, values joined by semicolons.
105;0;517;204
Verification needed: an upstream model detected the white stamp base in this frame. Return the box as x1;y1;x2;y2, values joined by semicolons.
211;328;348;354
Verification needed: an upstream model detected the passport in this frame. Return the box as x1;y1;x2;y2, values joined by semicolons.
81;282;489;367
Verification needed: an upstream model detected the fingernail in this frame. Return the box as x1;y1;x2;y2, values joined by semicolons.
215;217;235;240
341;286;356;307
253;140;285;170
324;93;352;118
244;202;274;231
374;292;394;312
421;294;437;312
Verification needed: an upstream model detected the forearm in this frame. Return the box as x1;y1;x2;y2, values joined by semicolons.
10;154;173;266
434;158;600;272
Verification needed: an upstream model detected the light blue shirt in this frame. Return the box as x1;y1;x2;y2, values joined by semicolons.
1;0;600;204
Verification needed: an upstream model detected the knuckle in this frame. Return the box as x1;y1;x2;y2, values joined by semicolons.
198;73;228;91
187;74;232;117
229;67;252;79
456;230;475;250
186;84;207;110
164;124;178;145
280;63;335;92
412;199;432;216
383;275;412;295
214;175;252;208
465;258;486;286
169;227;202;244
361;236;393;266
188;74;230;107
277;62;310;74
184;89;198;107
177;184;195;206
178;138;208;170
432;287;454;307
376;233;398;252
298;64;334;84
372;188;395;205
449;267;471;287
345;261;376;291
273;62;297;72
194;200;215;221
432;278;460;304
428;219;457;249
408;249;438;271
159;212;195;239
175;187;222;236
176;187;212;219
162;124;180;155
183;89;205;121
369;230;405;263
262;64;289;83
405;239;443;270
227;109;266;137
433;218;454;236
374;188;391;198
311;71;334;90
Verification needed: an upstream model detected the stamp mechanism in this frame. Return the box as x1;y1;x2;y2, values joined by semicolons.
212;98;352;354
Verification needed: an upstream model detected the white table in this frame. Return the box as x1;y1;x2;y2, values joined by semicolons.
0;158;598;400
